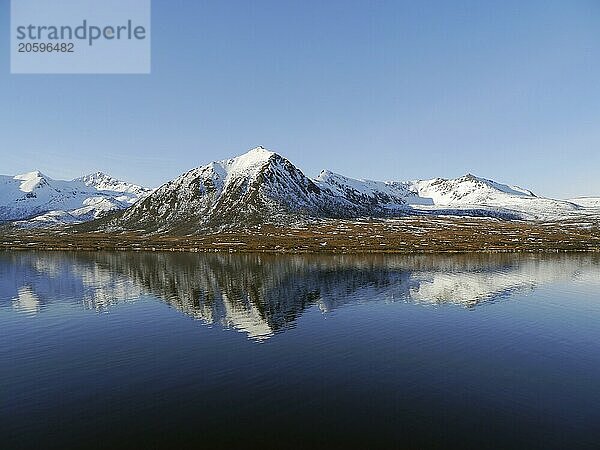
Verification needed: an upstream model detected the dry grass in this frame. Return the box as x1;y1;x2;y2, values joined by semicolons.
1;217;599;253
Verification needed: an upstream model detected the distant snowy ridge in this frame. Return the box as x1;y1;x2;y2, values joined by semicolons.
316;171;585;221
568;197;600;208
75;171;149;195
0;170;151;225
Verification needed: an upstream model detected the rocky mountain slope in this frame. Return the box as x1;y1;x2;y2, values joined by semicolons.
0;170;150;225
113;147;364;233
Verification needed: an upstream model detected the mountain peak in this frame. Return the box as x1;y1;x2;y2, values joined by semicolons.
238;146;276;160
74;172;150;195
317;169;335;178
13;170;50;193
75;171;113;184
216;146;279;179
453;173;535;197
14;170;47;181
90;171;110;178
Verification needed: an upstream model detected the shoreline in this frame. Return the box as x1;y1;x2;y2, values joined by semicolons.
2;247;600;254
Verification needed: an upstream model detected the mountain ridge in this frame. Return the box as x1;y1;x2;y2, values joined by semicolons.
3;146;599;230
103;147;596;232
0;170;150;225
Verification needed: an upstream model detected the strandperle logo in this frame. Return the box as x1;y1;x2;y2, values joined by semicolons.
11;0;151;74
15;20;148;47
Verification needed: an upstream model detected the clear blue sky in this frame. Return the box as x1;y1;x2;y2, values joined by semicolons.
1;0;599;198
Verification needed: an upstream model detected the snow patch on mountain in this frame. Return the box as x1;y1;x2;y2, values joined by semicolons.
569;197;600;208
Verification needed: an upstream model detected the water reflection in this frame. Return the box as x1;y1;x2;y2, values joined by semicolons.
1;251;599;339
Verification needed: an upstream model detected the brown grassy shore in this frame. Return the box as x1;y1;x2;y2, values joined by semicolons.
2;217;600;253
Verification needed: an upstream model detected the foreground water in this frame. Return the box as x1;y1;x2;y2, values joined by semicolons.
1;251;600;449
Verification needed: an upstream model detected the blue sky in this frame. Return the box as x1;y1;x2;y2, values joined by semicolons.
1;0;599;198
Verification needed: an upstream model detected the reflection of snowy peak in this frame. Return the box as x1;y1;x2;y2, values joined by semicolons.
2;252;598;341
0;170;150;225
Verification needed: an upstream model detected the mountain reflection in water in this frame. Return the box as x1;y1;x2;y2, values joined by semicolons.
2;251;598;340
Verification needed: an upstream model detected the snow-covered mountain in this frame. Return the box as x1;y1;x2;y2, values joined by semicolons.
75;171;149;195
3;147;598;230
106;146;596;232
317;171;584;221
0;170;150;225
315;170;417;210
114;147;364;232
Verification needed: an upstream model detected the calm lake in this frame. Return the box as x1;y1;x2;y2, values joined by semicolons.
2;251;600;449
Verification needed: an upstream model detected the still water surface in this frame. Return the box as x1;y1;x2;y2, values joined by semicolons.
2;251;600;449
